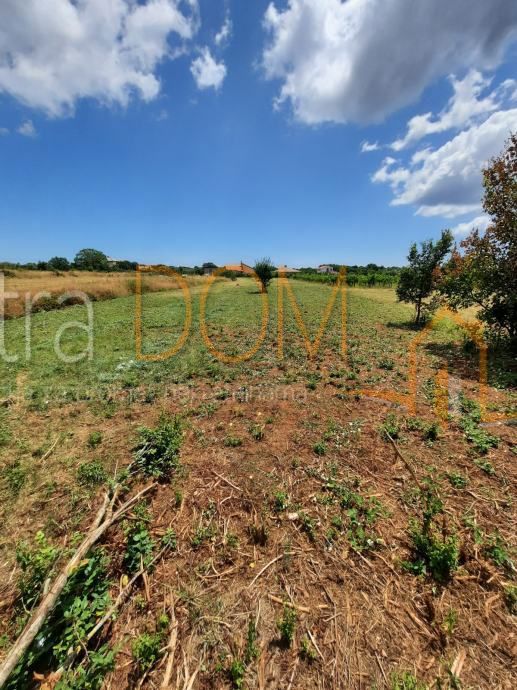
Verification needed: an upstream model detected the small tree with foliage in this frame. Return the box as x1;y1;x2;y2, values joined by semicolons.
441;134;516;348
73;248;109;272
253;257;275;293
48;256;71;271
397;230;453;324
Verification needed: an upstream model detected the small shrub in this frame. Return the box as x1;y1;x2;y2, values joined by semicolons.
273;490;289;512
249;424;264;441
133;416;182;480
87;431;103;449
132;632;162;673
474;458;496;476
299;636;317;663
228;659;245;689
405;521;459;582
124;504;155;573
277;605;296;647
77;460;107;486
16;531;60;610
224;435;243;447
313;441;326;456
447;472;468;489
380;413;400;440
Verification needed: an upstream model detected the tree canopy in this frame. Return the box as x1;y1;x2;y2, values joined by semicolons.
397;230;453;324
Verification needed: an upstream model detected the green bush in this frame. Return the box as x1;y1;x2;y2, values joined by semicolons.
133;416;182;480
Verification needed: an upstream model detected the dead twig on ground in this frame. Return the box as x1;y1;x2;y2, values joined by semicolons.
0;484;155;687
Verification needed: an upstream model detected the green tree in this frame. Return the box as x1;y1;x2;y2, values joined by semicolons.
253;257;275;293
47;256;71;271
397;230;453;324
441;133;517;347
73;248;109;272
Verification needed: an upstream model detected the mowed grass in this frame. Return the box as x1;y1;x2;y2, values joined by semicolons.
0;277;506;405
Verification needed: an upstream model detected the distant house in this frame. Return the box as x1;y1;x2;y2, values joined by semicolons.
202;262;218;276
224;262;254;275
277;264;300;274
317;264;337;274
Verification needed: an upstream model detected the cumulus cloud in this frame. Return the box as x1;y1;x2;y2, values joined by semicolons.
190;47;227;90
372;108;517;218
262;0;517;125
17;120;36;137
361;140;380;153
0;0;199;117
451;214;491;237
390;71;499;150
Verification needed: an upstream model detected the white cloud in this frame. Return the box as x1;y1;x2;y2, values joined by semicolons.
372;108;517;218
361;140;379;153
262;0;517;125
17;120;36;137
215;15;232;46
0;0;199;117
0;127;8;136
451;214;491;237
190;48;227;90
390;70;499;150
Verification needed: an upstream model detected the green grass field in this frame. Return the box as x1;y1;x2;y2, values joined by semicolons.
3;278;504;405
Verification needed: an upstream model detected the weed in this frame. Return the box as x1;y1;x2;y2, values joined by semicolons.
0;410;11;447
224;435;243;448
405;521;459;583
215;389;230;400
313;441;327;456
191;525;215;549
390;671;427;690
161;528;177;551
380;413;400;440
133;416;182;480
244;620;259;664
503;584;517;614
228;659;246;689
87;431;102;449
379;357;395;370
273;490;289;512
299;636;317;663
3;460;27;497
16;531;60;611
277;605;296;647
54;644;115;690
403;482;459;582
249;424;264;441
299;511;317;541
442;608;458;635
124;504;155;573
483;533;515;574
225;532;239;549
447;472;468;489
132;632;162;673
474;458;496;476
459;394;499;454
77;460;108;487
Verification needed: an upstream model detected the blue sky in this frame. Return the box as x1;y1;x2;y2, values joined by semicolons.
1;1;516;267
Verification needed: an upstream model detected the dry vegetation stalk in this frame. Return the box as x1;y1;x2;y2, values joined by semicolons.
0;484;155;687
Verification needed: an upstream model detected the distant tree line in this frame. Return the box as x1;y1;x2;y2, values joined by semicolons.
293;265;401;287
0;248;138;273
